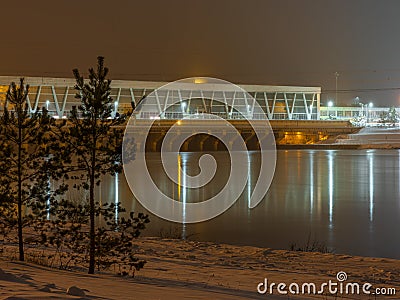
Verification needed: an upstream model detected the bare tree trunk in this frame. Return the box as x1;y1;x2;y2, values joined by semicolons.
88;162;96;274
88;132;97;274
17;176;24;261
17;121;24;261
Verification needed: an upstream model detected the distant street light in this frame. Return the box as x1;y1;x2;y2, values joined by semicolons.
327;101;334;120
46;100;50;111
368;102;373;123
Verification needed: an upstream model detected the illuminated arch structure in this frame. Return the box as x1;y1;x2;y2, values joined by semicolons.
0;76;321;120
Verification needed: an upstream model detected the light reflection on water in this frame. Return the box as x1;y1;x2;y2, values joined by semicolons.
87;150;400;259
368;152;374;223
180;154;187;239
328;151;334;228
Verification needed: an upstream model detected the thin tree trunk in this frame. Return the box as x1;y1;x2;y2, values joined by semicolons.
88;163;95;274
88;130;97;274
17;115;24;261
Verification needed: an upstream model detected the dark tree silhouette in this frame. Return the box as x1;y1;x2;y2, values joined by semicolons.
51;57;131;274
0;79;52;261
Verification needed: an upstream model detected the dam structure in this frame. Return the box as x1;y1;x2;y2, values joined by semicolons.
0;76;359;147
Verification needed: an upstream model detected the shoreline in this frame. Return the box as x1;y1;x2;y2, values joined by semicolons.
276;143;400;150
1;237;399;299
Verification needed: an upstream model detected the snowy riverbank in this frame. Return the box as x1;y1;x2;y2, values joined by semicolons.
1;237;399;299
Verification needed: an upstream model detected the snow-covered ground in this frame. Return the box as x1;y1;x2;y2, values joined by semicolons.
1;237;399;299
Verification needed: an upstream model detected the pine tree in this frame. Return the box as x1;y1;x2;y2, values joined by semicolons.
51;57;129;274
0;79;53;261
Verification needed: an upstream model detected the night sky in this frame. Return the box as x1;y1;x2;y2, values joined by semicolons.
2;0;400;105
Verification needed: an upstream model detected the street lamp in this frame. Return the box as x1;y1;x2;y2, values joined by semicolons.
335;72;339;103
368;102;373;123
46;100;50;111
327;101;334;120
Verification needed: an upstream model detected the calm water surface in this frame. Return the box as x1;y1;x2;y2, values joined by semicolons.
98;150;400;259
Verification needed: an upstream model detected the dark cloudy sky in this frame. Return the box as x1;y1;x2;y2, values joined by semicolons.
2;0;400;105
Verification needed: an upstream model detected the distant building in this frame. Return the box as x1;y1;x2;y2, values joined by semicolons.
0;76;321;120
320;106;399;122
2;76;396;123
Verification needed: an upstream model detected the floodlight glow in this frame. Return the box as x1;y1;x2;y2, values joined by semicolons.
328;101;333;107
194;78;206;84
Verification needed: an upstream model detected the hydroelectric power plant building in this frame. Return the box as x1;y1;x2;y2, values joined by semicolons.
0;76;396;123
0;76;322;121
2;76;374;146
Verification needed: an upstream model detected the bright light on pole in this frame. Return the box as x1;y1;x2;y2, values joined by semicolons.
368;102;373;124
45;100;50;110
334;72;339;103
327;101;333;120
359;103;365;118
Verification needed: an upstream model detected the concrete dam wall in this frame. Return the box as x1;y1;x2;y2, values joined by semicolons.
123;120;360;152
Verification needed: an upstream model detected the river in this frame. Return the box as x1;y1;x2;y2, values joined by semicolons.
96;149;400;259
